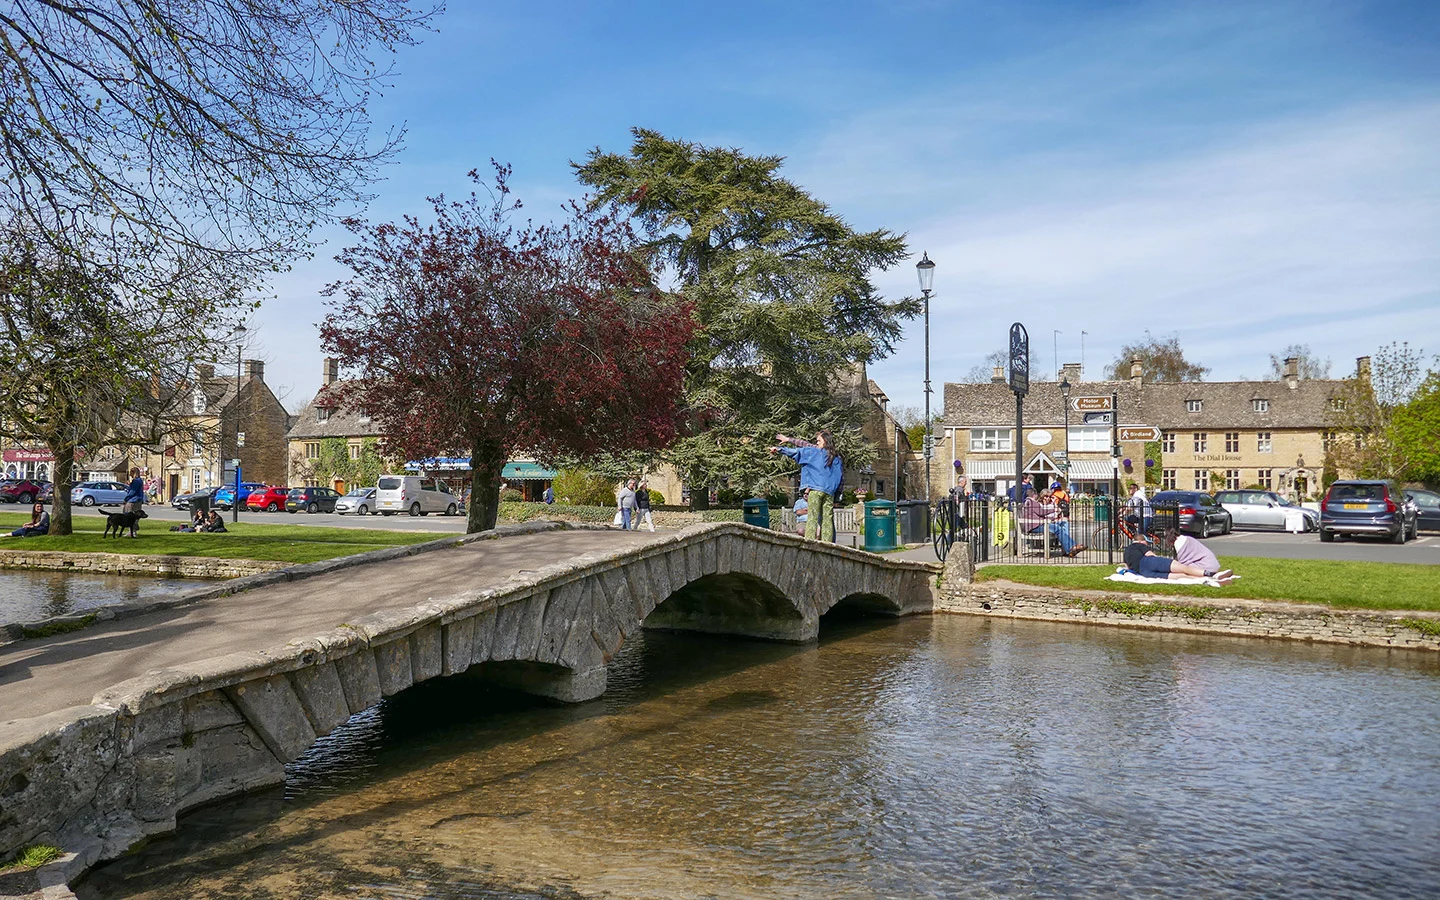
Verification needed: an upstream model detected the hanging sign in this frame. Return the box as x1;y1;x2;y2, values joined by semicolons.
1008;323;1030;396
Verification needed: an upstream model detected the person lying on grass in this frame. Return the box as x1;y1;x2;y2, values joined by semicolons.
1162;526;1221;575
1123;540;1232;584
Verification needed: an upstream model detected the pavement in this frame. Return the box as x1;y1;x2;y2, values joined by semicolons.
0;529;668;724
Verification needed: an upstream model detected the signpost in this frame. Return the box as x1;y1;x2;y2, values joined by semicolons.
1072;396;1112;412
1117;426;1161;443
1008;323;1029;552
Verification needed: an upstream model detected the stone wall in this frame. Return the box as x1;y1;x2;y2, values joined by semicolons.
0;549;286;580
0;523;937;887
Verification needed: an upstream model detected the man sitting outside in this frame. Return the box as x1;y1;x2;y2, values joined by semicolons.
1020;487;1087;557
1123;540;1231;583
201;510;228;532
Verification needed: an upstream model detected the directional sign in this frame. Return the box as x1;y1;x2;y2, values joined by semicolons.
1072;396;1113;412
1117;426;1162;442
1082;411;1113;425
1008;323;1030;396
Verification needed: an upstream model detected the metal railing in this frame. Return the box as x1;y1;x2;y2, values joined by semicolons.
931;496;1181;565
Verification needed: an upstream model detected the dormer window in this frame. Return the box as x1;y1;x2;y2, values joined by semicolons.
357;409;371;425
192;388;207;415
1253;399;1269;413
316;407;330;423
1186;399;1202;413
1329;397;1346;411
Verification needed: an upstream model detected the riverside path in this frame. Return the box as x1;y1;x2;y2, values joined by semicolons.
0;522;937;884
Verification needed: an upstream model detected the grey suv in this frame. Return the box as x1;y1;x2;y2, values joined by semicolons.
1319;480;1418;543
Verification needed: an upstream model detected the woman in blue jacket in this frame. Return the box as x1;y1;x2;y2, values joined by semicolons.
772;431;843;542
123;466;145;537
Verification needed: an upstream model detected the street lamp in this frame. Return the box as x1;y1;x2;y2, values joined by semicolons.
916;252;935;502
229;324;247;523
1060;376;1071;489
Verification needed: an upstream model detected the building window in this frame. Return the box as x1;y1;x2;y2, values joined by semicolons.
1322;430;1336;453
1162;468;1176;490
192;430;204;456
1161;432;1175;453
191;467;202;490
969;428;1011;452
1186;399;1203;413
1193;432;1207;453
1329;397;1346;411
1258;469;1272;489
1066;426;1109;452
348;442;361;460
357;409;371;425
316;407;330;423
305;442;320;459
1225;469;1241;489
1193;469;1209;490
1225;432;1239;453
1257;432;1272;453
1355;434;1364;452
1253;399;1269;413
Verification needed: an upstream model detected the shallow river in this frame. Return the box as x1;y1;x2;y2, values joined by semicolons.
79;615;1440;899
0;570;201;623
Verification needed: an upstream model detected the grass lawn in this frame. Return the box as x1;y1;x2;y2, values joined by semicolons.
976;556;1440;613
0;512;437;564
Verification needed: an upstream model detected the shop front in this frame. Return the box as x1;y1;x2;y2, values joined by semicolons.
404;457;557;503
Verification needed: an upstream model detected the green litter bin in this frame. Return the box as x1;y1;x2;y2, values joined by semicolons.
742;497;770;529
863;499;896;552
1094;496;1110;523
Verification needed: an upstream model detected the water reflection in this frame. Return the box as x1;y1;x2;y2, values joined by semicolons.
79;616;1440;899
0;570;202;623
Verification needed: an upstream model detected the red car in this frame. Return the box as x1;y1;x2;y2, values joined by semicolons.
245;485;291;512
0;479;47;504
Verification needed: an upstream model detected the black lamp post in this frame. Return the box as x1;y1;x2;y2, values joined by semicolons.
230;324;247;523
916;252;935;502
1060;376;1071;489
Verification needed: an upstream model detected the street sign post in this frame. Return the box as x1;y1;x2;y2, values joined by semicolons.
1082;411;1113;425
1009;323;1030;552
1117;426;1162;442
1072;396;1112;412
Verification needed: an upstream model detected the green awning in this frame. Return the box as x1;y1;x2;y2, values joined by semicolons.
502;462;556;480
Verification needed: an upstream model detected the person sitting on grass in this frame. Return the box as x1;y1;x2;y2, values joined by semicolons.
172;508;206;532
1020;487;1086;557
5;502;50;538
202;510;227;533
1123;540;1231;583
1163;526;1220;575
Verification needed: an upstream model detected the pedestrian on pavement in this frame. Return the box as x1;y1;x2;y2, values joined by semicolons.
123;466;145;537
771;431;843;542
635;480;655;531
543;485;555;505
617;479;638;530
1007;474;1034;504
1125;482;1152;537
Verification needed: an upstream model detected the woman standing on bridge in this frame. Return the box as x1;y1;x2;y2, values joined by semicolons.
772;431;843;543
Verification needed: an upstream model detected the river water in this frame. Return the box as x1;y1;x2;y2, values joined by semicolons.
79;614;1440;899
0;570;201;624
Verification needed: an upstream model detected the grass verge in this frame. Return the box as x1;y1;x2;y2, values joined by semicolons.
975;556;1440;613
0;844;62;872
0;513;436;564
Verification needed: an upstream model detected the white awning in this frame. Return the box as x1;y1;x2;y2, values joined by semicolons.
1065;459;1116;479
964;460;1017;478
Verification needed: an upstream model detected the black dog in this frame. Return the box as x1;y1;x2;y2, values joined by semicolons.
102;508;148;538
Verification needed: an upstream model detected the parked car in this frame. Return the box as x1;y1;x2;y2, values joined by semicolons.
70;480;129;507
375;474;459;517
171;485;223;510
37;482;53;504
1215;489;1319;532
1;479;49;504
1148;490;1233;538
1405;489;1440;533
286;486;341;514
246;485;292;512
1320;480;1418;543
213;482;266;510
334;487;377;516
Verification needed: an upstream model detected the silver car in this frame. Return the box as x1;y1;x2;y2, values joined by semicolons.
1215;489;1318;532
334;487;377;516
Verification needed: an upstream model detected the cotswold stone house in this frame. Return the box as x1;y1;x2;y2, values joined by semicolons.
938;357;1366;502
286;358;388;491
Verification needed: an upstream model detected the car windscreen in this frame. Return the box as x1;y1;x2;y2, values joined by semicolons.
288;488;305;496
378;477;402;490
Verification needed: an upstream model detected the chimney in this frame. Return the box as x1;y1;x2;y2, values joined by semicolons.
1059;362;1082;383
1284;356;1298;390
196;363;215;381
244;359;265;381
1130;357;1144;387
323;357;339;386
991;366;1005;384
1356;356;1371;382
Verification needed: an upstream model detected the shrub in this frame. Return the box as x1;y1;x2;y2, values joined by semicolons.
499;488;523;502
551;468;616;507
716;487;743;506
498;501;615;523
648;488;665;505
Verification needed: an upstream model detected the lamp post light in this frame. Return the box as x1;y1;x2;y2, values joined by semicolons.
916;252;935;502
1060;376;1071;488
229;324;247;523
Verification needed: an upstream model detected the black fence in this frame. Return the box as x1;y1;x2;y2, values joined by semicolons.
932;496;1181;565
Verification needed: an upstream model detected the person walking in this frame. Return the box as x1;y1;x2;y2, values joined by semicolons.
771;431;843;542
123;466;145;537
635;480;655;532
543;485;555;505
617;479;638;530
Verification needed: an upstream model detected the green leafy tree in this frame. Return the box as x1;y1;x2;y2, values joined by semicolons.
1106;331;1208;382
574;129;915;507
1329;342;1437;481
1394;373;1440;484
551;467;618;507
1268;344;1331;380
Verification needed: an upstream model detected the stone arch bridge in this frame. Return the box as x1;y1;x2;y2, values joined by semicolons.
0;523;935;876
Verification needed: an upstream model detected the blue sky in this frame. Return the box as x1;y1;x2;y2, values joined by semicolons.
251;0;1440;414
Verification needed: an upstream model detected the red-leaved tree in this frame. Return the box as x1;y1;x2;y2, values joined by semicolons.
319;165;694;532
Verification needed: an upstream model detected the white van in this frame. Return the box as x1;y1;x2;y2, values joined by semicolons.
375;474;459;517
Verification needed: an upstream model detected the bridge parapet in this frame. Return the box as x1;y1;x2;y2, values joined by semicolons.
0;522;936;880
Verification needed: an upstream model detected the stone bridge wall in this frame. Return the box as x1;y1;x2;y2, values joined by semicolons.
0;523;936;878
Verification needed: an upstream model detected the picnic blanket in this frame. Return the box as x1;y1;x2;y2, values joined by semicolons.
1106;570;1239;588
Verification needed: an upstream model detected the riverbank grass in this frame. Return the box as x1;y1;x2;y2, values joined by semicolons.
976;556;1440;613
0;514;435;564
0;844;62;872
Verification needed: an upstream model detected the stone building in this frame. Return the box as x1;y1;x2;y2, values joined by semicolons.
938;356;1365;502
286;359;389;491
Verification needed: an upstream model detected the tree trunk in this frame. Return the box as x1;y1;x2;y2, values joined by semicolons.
687;470;710;511
47;442;77;536
466;447;504;534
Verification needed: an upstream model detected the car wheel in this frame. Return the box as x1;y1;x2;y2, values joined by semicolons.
358;505;368;516
18;493;32;505
1392;524;1406;544
1200;518;1211;539
409;502;421;517
307;502;318;514
82;496;95;507
1224;516;1232;535
445;503;457;516
1320;528;1334;543
267;502;279;512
